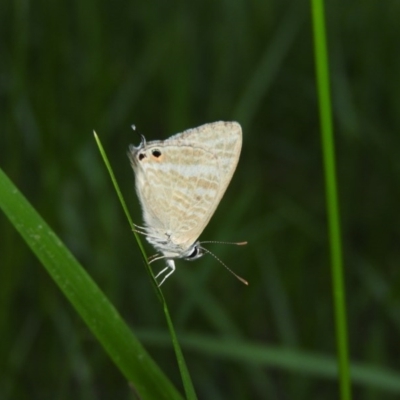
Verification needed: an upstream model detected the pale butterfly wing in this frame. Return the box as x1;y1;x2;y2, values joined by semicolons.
165;121;242;183
128;121;242;283
134;143;220;250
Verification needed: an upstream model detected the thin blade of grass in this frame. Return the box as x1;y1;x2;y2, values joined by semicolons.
310;1;352;399
94;131;198;400
93;131;152;280
139;331;400;395
0;168;183;400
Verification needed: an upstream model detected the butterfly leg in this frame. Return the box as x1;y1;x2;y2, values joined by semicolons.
155;259;176;286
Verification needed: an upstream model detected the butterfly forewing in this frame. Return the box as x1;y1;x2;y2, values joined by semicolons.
167;121;242;181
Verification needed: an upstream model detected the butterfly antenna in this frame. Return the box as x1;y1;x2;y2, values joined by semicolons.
199;246;248;285
201;240;247;246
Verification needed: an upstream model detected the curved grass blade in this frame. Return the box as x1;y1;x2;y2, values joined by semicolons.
0;168;183;400
94;131;197;400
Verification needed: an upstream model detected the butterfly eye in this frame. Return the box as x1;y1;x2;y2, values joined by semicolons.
187;245;203;260
152;149;162;158
188;247;199;258
138;153;146;161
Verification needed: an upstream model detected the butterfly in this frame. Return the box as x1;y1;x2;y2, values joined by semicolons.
128;121;246;286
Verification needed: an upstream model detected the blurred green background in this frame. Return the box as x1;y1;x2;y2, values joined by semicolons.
1;0;400;398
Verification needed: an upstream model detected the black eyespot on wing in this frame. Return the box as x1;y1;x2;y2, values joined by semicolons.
138;153;146;161
152;149;162;158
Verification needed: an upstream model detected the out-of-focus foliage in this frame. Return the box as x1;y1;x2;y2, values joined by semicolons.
1;0;400;398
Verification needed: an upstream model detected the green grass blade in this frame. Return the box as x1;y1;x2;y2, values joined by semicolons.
0;168;183;400
93;131;153;282
94;132;198;400
139;331;400;395
310;1;352;399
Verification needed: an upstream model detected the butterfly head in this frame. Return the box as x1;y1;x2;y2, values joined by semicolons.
182;241;204;261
